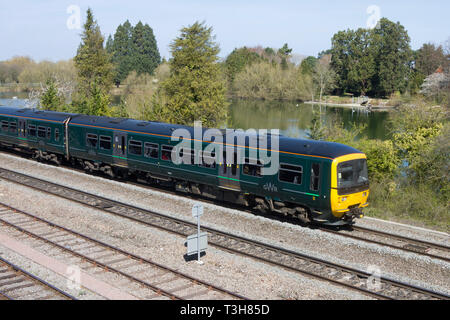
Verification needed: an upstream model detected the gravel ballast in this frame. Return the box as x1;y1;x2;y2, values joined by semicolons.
0;152;448;297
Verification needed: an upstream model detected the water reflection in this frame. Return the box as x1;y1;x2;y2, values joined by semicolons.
228;99;389;140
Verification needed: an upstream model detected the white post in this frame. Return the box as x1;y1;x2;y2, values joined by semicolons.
197;213;201;264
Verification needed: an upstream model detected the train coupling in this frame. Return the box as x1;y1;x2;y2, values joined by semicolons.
343;207;364;222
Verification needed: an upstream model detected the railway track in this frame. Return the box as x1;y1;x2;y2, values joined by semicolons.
2;150;449;264
0;167;448;300
0;255;75;300
0;202;246;300
320;225;450;263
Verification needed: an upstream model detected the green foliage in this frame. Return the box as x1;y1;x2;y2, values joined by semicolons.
366;180;449;231
409;123;450;199
73;8;114;116
131;22;161;76
300;56;317;75
356;138;399;181
415;43;448;76
0;56;34;83
233;61;310;101
72;83;112;116
39;78;63;111
309;99;448;230
119;71;158;119
107;20;134;84
330;18;413;97
224;47;261;86
73;8;114;98
389;103;445;161
308;110;365;145
372;19;413;96
150;21;228;127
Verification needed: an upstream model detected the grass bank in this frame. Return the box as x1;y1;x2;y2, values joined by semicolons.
364;182;449;233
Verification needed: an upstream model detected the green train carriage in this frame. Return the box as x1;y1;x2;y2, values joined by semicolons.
0;106;370;226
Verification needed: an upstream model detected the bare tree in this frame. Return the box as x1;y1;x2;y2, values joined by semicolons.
313;54;336;103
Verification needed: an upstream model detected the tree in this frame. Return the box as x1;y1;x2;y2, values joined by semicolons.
300;56;317;75
40;78;63;111
107;20;161;85
313;54;336;102
73;8;114;99
150;21;228;127
224;47;261;86
330;18;413;97
131;22;161;76
107;20;134;85
371;18;413;96
415;43;448;76
278;43;292;70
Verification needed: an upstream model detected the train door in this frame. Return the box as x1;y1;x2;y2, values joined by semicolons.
219;147;240;191
18;119;26;139
113;131;128;167
310;162;321;196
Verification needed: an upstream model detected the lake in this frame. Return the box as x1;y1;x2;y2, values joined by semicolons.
228;99;389;140
0;92;389;140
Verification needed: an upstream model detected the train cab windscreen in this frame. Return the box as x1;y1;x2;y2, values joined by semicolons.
337;159;369;194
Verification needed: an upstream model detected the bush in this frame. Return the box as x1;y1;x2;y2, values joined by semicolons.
367;181;450;232
356;139;399;181
233;61;309;101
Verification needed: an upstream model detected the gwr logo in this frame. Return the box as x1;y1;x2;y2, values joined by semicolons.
263;182;278;192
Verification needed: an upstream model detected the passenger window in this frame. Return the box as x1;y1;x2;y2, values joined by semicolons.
243;158;263;177
1;121;8;132
37;126;46;138
100;136;112;150
199;151;216;168
28;125;36;137
279;164;303;185
144;143;159;159
86;133;98;148
9;122;17;134
161;145;174;161
179;148;195;165
310;163;320;191
47;127;51;139
128;140;142;155
55;129;59;141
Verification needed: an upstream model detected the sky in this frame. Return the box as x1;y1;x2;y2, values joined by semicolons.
0;0;449;62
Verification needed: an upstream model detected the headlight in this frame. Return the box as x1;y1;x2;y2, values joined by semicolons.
341;197;347;202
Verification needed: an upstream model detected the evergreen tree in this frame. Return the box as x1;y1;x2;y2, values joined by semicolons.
107;21;161;84
109;20;134;85
40;78;63;111
151;21;227;127
278;43;292;70
73;8;114;111
371;18;413;96
330;18;412;97
132;22;161;76
224;47;261;85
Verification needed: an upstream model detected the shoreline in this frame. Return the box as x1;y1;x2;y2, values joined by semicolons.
304;101;393;111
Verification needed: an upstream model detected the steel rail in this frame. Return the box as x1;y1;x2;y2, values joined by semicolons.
0;256;76;300
0;167;448;300
0;202;246;300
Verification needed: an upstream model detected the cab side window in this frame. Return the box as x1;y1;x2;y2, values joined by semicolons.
310;163;320;191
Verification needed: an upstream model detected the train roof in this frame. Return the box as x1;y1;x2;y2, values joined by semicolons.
0;106;76;122
0;106;363;159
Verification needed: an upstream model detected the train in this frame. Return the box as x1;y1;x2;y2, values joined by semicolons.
0;106;370;226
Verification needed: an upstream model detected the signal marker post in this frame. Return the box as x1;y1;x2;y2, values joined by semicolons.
187;203;207;265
